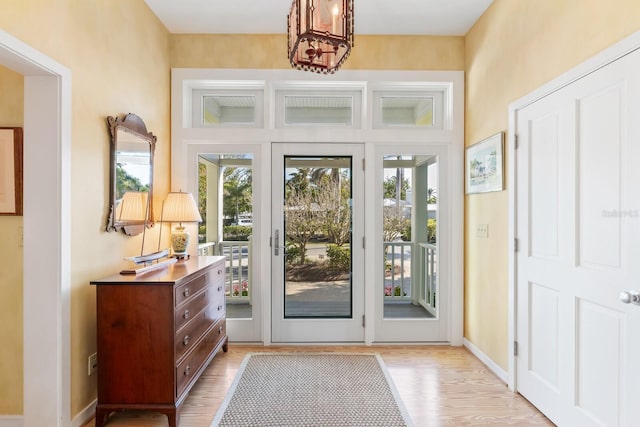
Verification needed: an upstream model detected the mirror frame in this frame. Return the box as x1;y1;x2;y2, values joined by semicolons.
106;113;156;236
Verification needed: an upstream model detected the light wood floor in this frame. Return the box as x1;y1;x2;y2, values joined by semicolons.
83;345;554;427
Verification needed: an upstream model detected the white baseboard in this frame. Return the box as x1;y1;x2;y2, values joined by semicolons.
71;399;96;427
0;416;23;427
463;338;509;384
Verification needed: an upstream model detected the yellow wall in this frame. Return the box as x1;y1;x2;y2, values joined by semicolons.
0;65;24;414
171;34;465;70
0;0;170;417
464;0;640;369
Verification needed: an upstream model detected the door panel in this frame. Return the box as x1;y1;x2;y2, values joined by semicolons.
516;49;640;426
271;143;364;342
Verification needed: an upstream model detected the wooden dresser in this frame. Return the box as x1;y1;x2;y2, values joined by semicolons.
90;256;228;427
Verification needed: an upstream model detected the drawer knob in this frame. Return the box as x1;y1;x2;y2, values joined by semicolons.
217;269;222;275
183;309;191;319
184;365;191;376
183;335;191;346
219;326;223;334
218;285;223;292
218;305;223;311
183;288;190;297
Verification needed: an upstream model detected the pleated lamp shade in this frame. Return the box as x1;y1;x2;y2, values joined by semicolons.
116;191;148;222
161;191;202;224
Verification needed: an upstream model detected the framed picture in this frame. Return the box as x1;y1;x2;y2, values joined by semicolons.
465;131;504;194
0;127;23;215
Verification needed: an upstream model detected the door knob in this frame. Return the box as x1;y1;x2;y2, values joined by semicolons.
619;290;640;305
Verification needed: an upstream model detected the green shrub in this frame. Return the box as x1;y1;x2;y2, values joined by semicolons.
427;219;437;243
326;244;350;271
223;225;252;241
284;243;301;265
401;219;411;241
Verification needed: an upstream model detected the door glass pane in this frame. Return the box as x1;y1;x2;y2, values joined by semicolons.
283;156;353;318
198;153;253;319
383;155;438;319
380;97;434;126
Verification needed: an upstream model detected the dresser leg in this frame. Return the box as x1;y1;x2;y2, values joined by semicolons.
222;336;229;352
94;407;109;427
168;407;179;427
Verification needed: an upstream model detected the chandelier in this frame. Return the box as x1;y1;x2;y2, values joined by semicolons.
287;0;354;74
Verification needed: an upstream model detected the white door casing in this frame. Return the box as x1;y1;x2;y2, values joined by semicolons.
511;34;640;427
0;29;72;426
171;68;465;345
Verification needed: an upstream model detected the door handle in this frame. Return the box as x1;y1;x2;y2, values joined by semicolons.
619;290;640;305
274;229;279;256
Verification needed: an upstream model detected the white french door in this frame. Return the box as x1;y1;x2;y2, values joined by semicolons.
187;143;267;342
515;47;640;426
372;144;452;342
271;143;365;342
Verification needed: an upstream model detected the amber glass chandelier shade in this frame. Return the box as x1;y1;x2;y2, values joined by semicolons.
288;0;354;74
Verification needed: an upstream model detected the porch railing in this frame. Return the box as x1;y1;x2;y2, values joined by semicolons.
384;241;412;298
418;243;437;316
198;240;251;302
384;241;438;316
200;239;433;311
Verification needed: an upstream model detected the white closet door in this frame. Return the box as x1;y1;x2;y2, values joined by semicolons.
516;48;640;426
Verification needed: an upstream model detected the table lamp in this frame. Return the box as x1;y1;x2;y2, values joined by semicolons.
161;191;202;258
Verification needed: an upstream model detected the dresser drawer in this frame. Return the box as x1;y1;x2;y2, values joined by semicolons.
210;264;224;282
175;307;215;362
210;286;225;320
175;287;211;332
175;273;208;307
175;318;226;397
208;317;226;353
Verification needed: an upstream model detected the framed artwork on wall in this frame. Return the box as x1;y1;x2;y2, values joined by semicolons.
465;131;504;194
0;127;23;215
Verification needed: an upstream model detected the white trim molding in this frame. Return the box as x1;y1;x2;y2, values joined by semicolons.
172;68;465;346
463;338;508;384
0;29;72;426
71;400;96;427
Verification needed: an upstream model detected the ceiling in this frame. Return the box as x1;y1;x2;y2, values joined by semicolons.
144;0;494;36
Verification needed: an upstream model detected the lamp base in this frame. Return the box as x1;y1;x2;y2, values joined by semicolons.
170;225;191;259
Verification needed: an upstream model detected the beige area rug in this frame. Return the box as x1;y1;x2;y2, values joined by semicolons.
211;353;413;427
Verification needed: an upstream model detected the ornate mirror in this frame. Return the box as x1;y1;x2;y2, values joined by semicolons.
106;113;156;236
